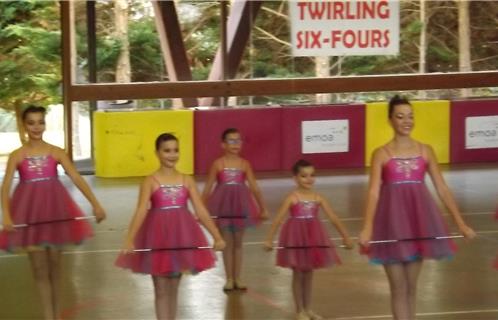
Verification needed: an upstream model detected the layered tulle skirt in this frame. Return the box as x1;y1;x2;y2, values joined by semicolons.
277;217;340;271
207;183;260;231
115;207;215;276
367;183;456;264
0;179;93;252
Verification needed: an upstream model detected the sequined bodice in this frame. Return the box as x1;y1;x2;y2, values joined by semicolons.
151;184;189;209
217;168;246;185
382;156;426;184
290;200;319;219
18;155;58;182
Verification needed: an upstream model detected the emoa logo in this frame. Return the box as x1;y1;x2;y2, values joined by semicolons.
468;130;497;138
301;120;349;154
465;115;498;149
305;134;334;142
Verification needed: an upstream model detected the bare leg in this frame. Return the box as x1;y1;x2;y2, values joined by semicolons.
47;248;62;318
384;263;409;320
221;229;234;289
167;276;181;320
302;270;313;311
233;229;246;289
292;270;304;313
405;260;423;320
153;275;182;320
29;249;56;319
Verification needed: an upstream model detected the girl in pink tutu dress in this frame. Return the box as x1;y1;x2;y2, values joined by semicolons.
116;133;225;320
359;95;475;320
264;159;353;320
202;128;269;291
0;105;106;319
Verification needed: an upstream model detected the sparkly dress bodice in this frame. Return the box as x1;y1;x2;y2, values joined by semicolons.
217;168;246;185
382;156;427;184
289;200;319;219
151;184;189;209
18;155;58;182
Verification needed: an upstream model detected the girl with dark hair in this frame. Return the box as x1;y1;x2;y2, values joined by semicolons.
116;133;225;320
264;159;353;320
0;105;106;319
359;95;475;320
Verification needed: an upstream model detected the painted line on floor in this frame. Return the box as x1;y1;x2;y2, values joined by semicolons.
59;298;104;320
330;308;498;319
245;288;293;316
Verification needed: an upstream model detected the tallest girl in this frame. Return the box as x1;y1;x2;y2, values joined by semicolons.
359;95;475;320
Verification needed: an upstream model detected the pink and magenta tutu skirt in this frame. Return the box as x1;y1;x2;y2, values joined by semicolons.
367;183;456;264
0;179;93;252
277;218;340;271
115;207;216;276
208;184;260;231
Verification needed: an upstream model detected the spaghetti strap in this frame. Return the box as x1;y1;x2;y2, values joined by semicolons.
418;142;426;158
21;147;28;159
293;192;301;203
383;145;393;158
151;175;163;187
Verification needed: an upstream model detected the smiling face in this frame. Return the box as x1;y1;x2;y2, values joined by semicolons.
156;139;179;168
294;165;315;190
389;103;414;137
23;111;46;141
222;132;242;155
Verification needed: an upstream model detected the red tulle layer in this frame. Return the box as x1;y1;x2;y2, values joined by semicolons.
366;183;456;264
0;179;93;252
115;207;215;276
277;218;340;271
208;184;261;230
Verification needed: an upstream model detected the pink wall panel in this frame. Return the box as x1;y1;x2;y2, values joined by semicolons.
280;104;365;170
194;107;282;174
450;99;498;163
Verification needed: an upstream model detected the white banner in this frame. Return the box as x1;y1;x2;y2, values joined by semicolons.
465;115;498;149
289;0;399;56
301;119;349;154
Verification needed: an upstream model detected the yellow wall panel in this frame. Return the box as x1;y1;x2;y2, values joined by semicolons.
93;110;194;177
366;100;450;165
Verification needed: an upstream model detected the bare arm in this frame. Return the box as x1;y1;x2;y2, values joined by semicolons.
185;175;225;251
1;150;21;231
425;144;475;239
55;147;105;222
318;194;353;249
359;148;384;247
201;160;219;204
244;160;269;219
123;177;153;250
263;195;292;250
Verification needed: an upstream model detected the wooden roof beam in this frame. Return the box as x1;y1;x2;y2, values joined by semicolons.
70;71;498;101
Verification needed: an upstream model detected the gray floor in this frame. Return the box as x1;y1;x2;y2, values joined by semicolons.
0;163;497;319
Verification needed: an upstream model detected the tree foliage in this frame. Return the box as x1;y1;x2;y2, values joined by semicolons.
0;0;61;112
0;0;497;111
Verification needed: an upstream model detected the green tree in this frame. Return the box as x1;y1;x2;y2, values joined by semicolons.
0;1;60;141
